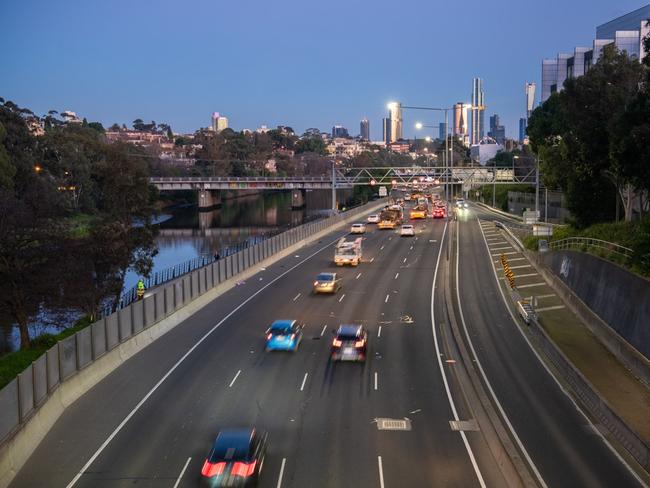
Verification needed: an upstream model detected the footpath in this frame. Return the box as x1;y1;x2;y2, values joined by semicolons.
475;203;650;480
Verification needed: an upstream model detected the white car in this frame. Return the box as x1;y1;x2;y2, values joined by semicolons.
367;214;380;224
400;224;415;237
350;223;366;234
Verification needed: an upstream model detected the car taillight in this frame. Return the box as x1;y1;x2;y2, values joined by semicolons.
231;460;257;477
332;339;342;347
355;339;365;348
201;460;226;477
266;333;273;340
314;281;319;286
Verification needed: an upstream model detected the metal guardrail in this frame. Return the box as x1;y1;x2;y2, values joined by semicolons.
548;237;633;259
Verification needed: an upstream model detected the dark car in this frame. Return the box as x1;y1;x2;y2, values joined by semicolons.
200;428;268;487
331;324;368;362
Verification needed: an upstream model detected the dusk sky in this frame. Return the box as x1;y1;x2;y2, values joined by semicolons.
1;0;645;140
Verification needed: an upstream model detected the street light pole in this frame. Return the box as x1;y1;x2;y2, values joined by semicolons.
535;157;539;221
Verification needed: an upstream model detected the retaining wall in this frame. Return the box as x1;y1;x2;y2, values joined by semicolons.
0;199;387;487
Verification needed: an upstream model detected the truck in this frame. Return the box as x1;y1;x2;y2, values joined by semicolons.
378;205;403;229
410;204;427;219
334;237;363;266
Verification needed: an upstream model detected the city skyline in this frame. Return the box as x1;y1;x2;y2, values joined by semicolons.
0;0;645;140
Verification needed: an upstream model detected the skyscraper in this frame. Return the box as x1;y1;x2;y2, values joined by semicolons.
488;114;505;145
470;78;485;145
525;83;536;117
383;102;402;143
211;112;229;132
453;102;470;146
332;125;349;138
360;118;370;140
438;122;447;141
519;117;528;143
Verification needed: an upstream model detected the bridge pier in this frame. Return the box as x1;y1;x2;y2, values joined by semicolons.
291;189;306;209
198;189;221;210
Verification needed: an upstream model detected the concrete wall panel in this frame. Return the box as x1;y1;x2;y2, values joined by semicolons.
198;268;206;295
143;296;155;328
206;264;214;289
219;259;226;282
175;281;184;308
0;379;19;442
91;319;107;359
76;327;92;369
118;307;133;342
164;285;175;315
32;355;47;407
106;313;119;350
183;276;191;303
155;290;165;322
17;365;34;421
226;255;233;278
58;336;77;381
46;345;59;392
191;271;199;298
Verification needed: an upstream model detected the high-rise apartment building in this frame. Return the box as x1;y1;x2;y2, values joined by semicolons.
332;125;349;138
470;78;485;145
360;118;370;140
541;5;650;102
211;112;229;132
383;103;403;143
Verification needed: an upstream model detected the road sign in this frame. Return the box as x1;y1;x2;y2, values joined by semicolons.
379;186;387;197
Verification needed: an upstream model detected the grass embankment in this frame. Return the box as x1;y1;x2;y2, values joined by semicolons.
0;316;92;389
524;218;650;278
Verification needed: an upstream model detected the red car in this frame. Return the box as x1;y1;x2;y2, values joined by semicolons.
433;207;446;219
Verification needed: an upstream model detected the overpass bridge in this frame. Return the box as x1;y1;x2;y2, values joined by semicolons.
150;165;537;209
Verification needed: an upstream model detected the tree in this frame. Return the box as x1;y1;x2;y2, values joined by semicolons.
0;122;16;190
295;137;326;155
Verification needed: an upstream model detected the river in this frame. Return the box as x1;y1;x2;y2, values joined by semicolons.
0;190;338;354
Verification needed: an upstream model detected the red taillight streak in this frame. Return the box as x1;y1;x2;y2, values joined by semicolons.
231;460;257;477
355;339;365;348
201;460;226;477
314;281;319;286
332;339;342;347
290;334;296;341
266;333;272;340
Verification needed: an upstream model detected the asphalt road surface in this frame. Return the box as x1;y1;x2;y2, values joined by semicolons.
10;198;643;488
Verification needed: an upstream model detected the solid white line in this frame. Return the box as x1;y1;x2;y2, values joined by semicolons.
489;246;513;251
293;293;301;301
536;305;566;312
338;293;346;303
378;326;382;338
374;372;378;390
229;369;241;388
65;233;350;488
429;222;486;488
300;372;308;391
476;217;644;486
320;325;327;336
491;251;518;256
356;272;362;279
488;241;508;245
495;257;526;263
173;457;191;488
276;458;286;488
517;282;546;289
394;272;399;280
509;264;533;269
384;294;390;303
378;456;385;488
501;273;538;279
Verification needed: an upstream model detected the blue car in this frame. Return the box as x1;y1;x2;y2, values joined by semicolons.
265;320;303;352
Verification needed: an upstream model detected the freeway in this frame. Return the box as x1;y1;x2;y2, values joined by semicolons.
9;198;643;488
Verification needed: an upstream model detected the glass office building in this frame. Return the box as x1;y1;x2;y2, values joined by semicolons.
540;5;650;102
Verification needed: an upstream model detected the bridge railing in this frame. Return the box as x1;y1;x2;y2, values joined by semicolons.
548;237;634;259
